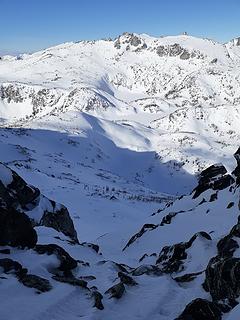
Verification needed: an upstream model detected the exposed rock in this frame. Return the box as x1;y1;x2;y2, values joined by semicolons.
0;162;78;243
160;211;177;226
0;207;37;248
174;270;204;283
52;275;87;288
130;35;142;47
35;244;78;274
227;202;234;209
211;58;218;64
19;274;52;293
180;50;190;60
0;165;40;209
91;290;104;310
232;147;240;184
40;205;78;243
176;298;222;320
118;271;137;286
156;232;211;273
123;224;158;250
0;258;25;275
192;164;233;198
82;242;99;253
204;256;240;303
105;282;125;299
132;264;162;276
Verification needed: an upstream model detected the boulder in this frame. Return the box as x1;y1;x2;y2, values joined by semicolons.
192;164;233;198
105;282;125;299
0;207;37;248
176;298;222;320
35;244;78;274
91;290;104;310
19;274;52;293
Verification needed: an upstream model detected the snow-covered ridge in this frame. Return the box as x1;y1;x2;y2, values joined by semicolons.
0;32;240;183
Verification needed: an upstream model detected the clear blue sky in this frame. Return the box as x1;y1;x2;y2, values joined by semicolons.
1;0;239;53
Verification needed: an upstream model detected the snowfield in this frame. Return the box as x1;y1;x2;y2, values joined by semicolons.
0;32;240;319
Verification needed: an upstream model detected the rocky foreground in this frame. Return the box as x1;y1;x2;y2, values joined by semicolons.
1;147;240;319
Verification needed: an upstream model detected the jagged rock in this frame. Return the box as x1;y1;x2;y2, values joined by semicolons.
0;162;78;242
160;211;178;226
192;164;234;198
52;275;87;288
180;50;190;60
0;207;37;248
227;202;234;209
82;242;99;253
105;282;125;299
118;271;137;286
176;298;222;320
232;147;240;184
0;164;40;209
123;224;158;250
156;232;211;273
19;274;52;293
203;256;240;304
130;35;141;47
211;58;218;63
210;192;218;202
131;265;162;276
35;244;78;274
91;290;104;310
40;205;78;243
174;270;204;283
0;258;25;275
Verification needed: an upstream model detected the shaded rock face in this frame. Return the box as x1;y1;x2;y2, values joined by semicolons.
176;298;222;320
192;164;234;198
105;282;125;299
40;206;78;243
232;147;240;184
156;232;211;273
123;224;158;250
0;207;37;248
0;169;40;209
203;217;240;305
35;244;78;274
19;274;52;293
0;162;78;243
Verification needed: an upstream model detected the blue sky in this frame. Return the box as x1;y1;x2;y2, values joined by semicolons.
1;0;240;53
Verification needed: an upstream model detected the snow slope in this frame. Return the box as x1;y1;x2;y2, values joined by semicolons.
0;33;240;319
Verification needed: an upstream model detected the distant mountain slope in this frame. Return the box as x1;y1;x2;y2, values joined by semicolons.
0;33;240;187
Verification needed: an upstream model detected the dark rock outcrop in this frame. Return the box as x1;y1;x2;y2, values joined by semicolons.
0;162;78;243
91;289;104;310
123;224;158;250
156;232;211;273
35;244;78;274
0;207;37;248
176;298;222;320
40;205;78;243
105;282;125;299
192;164;234;199
174;270;204;283
118;271;137;286
232;147;240;184
19;274;52;293
52;275;87;288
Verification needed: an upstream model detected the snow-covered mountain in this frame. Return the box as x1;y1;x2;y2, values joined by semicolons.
1;33;240;319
